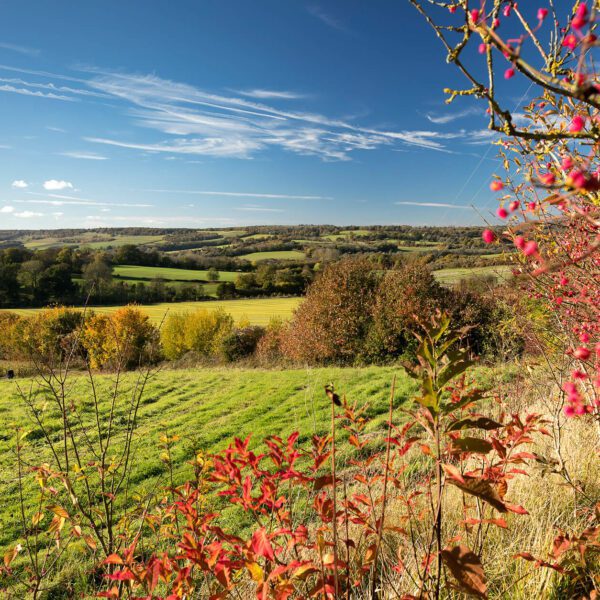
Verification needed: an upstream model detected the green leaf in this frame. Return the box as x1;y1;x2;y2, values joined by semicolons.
451;437;493;454
447;417;502;432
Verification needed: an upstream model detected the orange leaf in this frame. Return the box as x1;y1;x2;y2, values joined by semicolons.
441;545;488;599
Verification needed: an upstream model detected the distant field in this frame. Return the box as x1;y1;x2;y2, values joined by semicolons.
2;297;302;326
240;250;307;262
433;264;513;284
113;265;239;282
242;233;274;240
23;235;164;250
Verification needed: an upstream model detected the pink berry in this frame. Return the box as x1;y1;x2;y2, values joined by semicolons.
540;173;556;185
514;236;526;249
505;68;515;79
570;115;585;132
490;180;504;191
523;241;538;256
496;207;508;219
574;347;591;360
537;8;548;20
561;156;574;170
449;5;457;13
564;405;576;417
470;9;480;23
478;43;487;54
482;229;496;244
509;200;520;212
563;34;577;50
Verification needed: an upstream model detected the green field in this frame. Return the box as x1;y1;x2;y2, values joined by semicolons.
0;361;511;559
113;265;239;282
23;234;164;250
0;365;413;554
2;297;301;325
240;250;307;262
433;264;513;284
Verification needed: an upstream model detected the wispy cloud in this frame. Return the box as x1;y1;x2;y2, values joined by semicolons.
0;83;75;101
43;179;73;191
0;205;14;213
0;64;477;160
140;188;331;200
0;77;107;98
0;42;40;57
235;204;285;213
426;107;481;124
307;5;350;32
60;151;109;160
11;179;28;188
14;210;43;218
237;89;305;100
395;201;472;209
22;192;152;208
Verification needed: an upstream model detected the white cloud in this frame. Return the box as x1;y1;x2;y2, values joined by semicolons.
0;84;75;102
22;192;152;208
237;89;305;100
235;205;285;213
60;151;108;160
395;201;472;209
426;107;481;124
307;5;350;32
43;179;74;190
14;210;43;218
0;205;15;213
11;179;28;188
140;188;331;200
51;212;64;218
0;77;106;99
0;42;40;57
82;70;456;160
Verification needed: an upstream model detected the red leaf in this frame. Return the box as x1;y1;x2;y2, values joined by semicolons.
251;527;275;561
441;545;488;598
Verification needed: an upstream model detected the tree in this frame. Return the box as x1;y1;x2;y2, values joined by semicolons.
83;306;160;370
281;257;379;364
207;267;220;282
82;254;113;293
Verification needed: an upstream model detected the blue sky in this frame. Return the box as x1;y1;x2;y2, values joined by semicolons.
0;0;527;229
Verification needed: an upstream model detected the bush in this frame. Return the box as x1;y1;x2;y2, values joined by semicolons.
0;312;21;360
220;325;265;362
161;308;233;360
11;307;84;365
365;262;444;361
281;256;379;364
83;306;160;370
255;317;287;365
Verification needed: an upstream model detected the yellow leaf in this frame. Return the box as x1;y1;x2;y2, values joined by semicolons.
246;561;264;583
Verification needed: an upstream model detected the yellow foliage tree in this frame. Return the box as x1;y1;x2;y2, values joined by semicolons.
83;306;160;370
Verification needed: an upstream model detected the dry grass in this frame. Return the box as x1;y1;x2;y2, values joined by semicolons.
379;372;600;599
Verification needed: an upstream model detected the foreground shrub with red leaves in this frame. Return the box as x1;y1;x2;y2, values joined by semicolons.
91;316;550;599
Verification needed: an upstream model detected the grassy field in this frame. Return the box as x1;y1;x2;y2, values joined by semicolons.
23;234;164;250
433;264;513;284
113;264;239;282
2;297;301;325
0;365;415;554
240;250;307;262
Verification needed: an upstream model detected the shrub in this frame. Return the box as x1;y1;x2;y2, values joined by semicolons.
161;308;233;360
255;317;287;364
11;307;84;365
219;325;265;362
365;262;443;361
83;306;160;370
0;312;21;360
281;256;379;364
